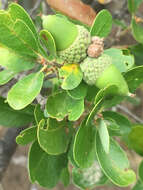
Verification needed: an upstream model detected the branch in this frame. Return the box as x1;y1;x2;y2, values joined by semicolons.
45;0;96;26
0;127;25;181
117;105;143;123
29;0;43;18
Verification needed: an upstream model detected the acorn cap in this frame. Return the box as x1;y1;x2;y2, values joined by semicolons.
58;25;91;64
42;15;78;51
80;54;111;85
80;54;129;96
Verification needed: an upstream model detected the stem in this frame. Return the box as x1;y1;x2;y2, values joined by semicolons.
29;0;43;17
39;64;48;73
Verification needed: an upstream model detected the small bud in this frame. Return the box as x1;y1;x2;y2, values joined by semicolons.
91;36;104;45
87;43;103;58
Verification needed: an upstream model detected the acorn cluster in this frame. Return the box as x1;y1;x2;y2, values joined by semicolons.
42;15;129;96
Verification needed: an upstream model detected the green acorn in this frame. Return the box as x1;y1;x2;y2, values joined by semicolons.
80;54;129;96
42;15;91;64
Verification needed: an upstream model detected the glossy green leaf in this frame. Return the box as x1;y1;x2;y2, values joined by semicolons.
0;69;15;85
132;180;143;190
34;104;45;125
72;161;108;189
0;97;34;127
0;47;35;72
138;160;143;182
124;66;143;93
86;85;118;125
7;72;44;110
106;119;120;136
46;91;84;121
40;30;56;57
67;82;87;100
132;19;143;44
128;124;143;156
68;137;79;168
16;126;37;145
8;3;38;40
95;85;118;104
98;119;110;154
128;0;143;13
93;86;125;112
96;134;136;186
37;119;70;155
86;98;104;126
47;117;63;130
0;11;13;27
0;12;38;58
129;44;143;66
60;167;70;187
102;111;132;136
73;118;96;168
90;9;112;37
28;141;68;188
86;85;99;102
104;48;134;72
59;64;83;90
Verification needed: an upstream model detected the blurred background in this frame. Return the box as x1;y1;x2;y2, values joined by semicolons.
1;0;143;189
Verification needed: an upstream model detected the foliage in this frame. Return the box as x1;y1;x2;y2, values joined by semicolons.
0;2;143;190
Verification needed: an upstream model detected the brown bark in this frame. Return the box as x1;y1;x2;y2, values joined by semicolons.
46;0;96;26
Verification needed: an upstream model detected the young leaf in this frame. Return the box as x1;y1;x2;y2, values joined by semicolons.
0;69;15;85
128;0;143;14
98;119;110;154
128;124;143;156
46;91;84;121
124;66;143;93
132;19;143;44
60;167;70;187
40;30;57;57
8;3;38;40
59;64;83;90
16;126;37;145
0;13;38;58
138;160;143;182
104;48;134;73
72;161;108;189
67;82;88;100
28;141;68;188
0;47;35;72
73;118;96;168
37;119;71;155
102;111;132;136
0;97;34;127
13;19;39;53
90;9;112;37
7;72;44;110
96;134;136;186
